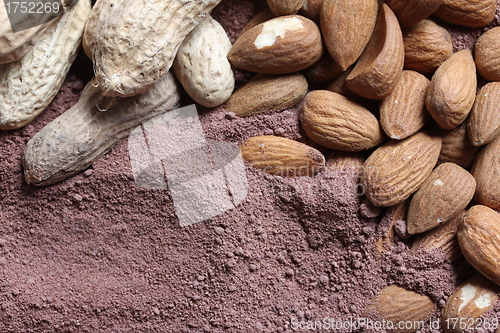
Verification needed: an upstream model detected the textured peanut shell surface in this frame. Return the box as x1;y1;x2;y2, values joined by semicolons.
0;0;91;130
83;0;222;97
173;15;234;108
0;1;49;64
23;73;181;187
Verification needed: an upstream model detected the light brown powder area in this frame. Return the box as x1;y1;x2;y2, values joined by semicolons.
0;0;499;332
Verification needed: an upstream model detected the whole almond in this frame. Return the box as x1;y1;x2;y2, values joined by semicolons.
224;73;308;117
23;73;181;186
83;0;222;97
320;0;378;71
402;20;453;73
434;0;496;28
0;0;91;130
361;131;442;207
475;26;500;82
239;135;325;177
303;52;343;83
300;0;323;21
380;70;431;140
471;135;500;210
441;274;498;333
411;210;465;262
407;163;476;234
346;4;405;100
439;122;480;169
300;90;384;151
385;0;443;28
267;0;306;16
468;82;500;146
370;285;436;333
426;49;477;130
458;205;500;285
228;15;322;74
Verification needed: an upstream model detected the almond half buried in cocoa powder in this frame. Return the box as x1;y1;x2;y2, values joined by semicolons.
300;90;384;151
346;4;405;100
224;73;308;117
239;135;325;177
228;15;322;74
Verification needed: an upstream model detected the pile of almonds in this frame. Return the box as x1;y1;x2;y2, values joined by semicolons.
2;0;500;330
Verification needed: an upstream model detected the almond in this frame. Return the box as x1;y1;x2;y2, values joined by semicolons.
346;4;405;100
361;131;442;207
228;15;322;74
407;163;476;234
458;205;500;286
302;52;343;83
385;0;443;28
320;0;379;71
370;285;436;333
439;122;480;169
475;26;500;82
402;20;453;74
441;274;499;333
411;210;465;262
325;151;364;171
376;201;409;254
267;0;306;16
434;0;496;28
426;49;477;130
325;68;354;98
468;82;500;146
224;73;308;117
239;135;325;177
300;0;323;21
300;90;384;151
471;135;500;210
380;70;431;140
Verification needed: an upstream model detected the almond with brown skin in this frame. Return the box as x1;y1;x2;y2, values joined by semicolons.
320;0;378;71
402;20;453;73
300;90;384;151
361;131;442;207
325;68;354;98
224;73;308;117
300;0;323;21
434;0;496;28
239;135;325;177
380;70;431;140
371;285;436;333
411;210;465;262
439;122;480;169
385;0;443;28
346;4;405;100
407;163;476;234
475;26;500;82
458;205;500;285
426;49;477;130
468;82;500;146
267;0;306;16
471;135;500;210
228;15;322;74
441;274;499;333
303;52;343;83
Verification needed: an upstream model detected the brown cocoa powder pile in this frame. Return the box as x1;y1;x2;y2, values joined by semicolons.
0;0;499;332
